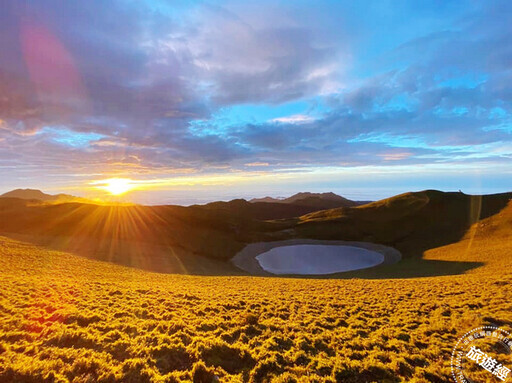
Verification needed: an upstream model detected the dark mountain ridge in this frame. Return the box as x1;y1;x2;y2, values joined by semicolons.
0;190;510;265
250;191;372;209
0;189;91;204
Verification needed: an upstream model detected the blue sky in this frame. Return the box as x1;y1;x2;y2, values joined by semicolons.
0;0;511;204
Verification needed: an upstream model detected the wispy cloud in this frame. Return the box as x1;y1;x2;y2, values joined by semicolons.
0;0;511;201
271;114;316;124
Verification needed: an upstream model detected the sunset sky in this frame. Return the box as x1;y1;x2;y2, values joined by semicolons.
0;0;511;204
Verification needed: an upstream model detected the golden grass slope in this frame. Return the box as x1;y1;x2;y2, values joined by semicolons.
292;190;512;261
0;202;511;382
1;190;510;270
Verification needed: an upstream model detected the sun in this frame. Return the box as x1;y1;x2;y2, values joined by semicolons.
100;178;135;195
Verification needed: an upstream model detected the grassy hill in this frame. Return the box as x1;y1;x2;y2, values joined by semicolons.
287;190;512;259
0;198;247;264
0;190;510;280
0;200;511;381
0;189;94;204
198;199;329;220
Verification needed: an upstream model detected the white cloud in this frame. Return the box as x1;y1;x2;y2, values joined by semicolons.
270;114;315;124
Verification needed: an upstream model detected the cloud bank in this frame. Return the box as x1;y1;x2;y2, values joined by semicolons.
0;0;510;198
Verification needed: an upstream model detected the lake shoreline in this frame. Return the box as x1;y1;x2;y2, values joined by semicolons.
231;239;402;277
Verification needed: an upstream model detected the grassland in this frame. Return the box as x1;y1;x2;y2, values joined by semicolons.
0;200;511;382
0;190;510;270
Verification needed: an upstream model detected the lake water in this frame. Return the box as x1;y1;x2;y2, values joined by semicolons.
255;244;385;275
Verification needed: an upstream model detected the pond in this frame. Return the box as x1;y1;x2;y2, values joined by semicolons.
255;244;385;275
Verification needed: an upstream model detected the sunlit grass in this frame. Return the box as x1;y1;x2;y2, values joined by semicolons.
0;221;511;382
0;200;510;381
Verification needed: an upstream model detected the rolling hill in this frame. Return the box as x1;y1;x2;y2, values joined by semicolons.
250;192;371;210
199;198;343;220
0;194;511;381
285;190;512;259
0;189;510;279
0;189;93;204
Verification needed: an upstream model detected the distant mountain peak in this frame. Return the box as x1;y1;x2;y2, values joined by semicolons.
0;188;88;203
249;191;370;209
285;192;351;202
1;189;52;200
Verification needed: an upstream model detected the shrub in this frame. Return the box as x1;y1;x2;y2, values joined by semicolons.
249;356;284;383
151;344;194;374
200;341;255;374
192;361;217;383
120;358;153;383
244;312;259;326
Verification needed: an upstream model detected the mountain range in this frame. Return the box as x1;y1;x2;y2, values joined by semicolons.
0;189;92;204
0;188;510;276
250;192;372;209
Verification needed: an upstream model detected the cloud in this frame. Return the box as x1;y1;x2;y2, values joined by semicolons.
149;3;347;105
271;114;315;124
0;0;510;192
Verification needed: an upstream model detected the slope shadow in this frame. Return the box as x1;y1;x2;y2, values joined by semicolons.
229;238;485;279
328;258;485;279
263;191;510;279
1;232;244;276
0;231;486;279
1;190;508;279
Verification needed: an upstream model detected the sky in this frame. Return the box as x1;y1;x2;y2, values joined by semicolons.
0;0;511;204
